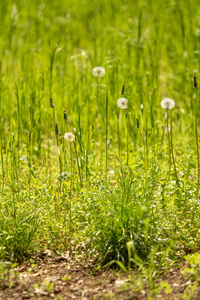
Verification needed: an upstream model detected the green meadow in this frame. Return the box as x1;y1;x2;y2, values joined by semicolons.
0;0;200;295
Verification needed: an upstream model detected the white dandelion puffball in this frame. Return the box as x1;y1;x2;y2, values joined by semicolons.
117;98;128;110
92;66;105;77
64;132;75;142
161;98;175;110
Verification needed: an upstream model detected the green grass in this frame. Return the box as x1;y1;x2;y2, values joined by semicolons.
0;0;200;287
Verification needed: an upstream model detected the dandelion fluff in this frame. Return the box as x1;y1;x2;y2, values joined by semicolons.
64;132;75;142
117;98;128;110
92;66;105;77
161;98;175;109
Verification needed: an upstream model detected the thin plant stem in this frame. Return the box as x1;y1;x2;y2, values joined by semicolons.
96;77;99;103
52;106;62;175
170;110;178;183
15;83;20;163
195;87;199;200
87;97;90;151
64;115;68;132
57;180;60;219
52;105;56;128
86;98;90;186
55;126;62;176
118;108;121;165
138;127;146;166
118;84;125;169
96;77;99;119
28;123;31;198
63;110;68;172
1;145;4;189
100;133;103;173
192;78;199;224
73;141;82;188
96;77;100;172
127;107;129;165
69;142;72;235
166;109;171;180
49;44;57;95
106;93;108;183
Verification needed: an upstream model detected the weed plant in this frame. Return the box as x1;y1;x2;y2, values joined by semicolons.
0;0;200;278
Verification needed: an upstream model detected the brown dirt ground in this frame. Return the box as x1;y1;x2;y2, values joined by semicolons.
0;250;199;300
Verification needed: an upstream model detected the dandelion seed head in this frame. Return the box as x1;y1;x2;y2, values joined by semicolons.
64;132;75;142
117;98;128;110
92;66;105;77
161;98;175;110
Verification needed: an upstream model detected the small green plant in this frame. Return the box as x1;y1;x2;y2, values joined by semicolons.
0;262;12;288
33;278;54;297
182;284;198;300
0;262;18;289
182;252;200;282
0;205;41;261
179;252;200;300
43;279;54;296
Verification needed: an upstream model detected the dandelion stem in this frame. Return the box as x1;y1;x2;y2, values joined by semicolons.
170;110;178;183
195;87;199;200
127;107;129;165
118;108;121;164
96;77;99;103
166;109;171;179
63;110;68;173
69;142;72;234
28;123;31;197
96;77;99;119
15;83;20;162
106;93;108;182
73;141;82;188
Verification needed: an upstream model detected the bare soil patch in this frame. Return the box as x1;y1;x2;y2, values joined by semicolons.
0;251;199;300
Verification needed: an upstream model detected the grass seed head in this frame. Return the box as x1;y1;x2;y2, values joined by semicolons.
194;77;198;88
50;98;55;108
63;109;67;120
119;84;126;95
136;119;140;128
55;124;59;135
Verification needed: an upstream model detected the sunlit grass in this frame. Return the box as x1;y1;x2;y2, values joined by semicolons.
0;0;200;281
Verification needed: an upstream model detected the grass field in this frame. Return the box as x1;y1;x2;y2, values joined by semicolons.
0;0;200;298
